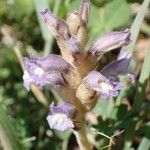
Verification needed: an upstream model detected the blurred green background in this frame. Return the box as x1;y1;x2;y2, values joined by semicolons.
0;0;150;150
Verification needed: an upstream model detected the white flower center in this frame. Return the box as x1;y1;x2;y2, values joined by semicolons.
23;70;30;80
48;113;68;129
53;113;67;124
99;82;113;92
34;67;44;76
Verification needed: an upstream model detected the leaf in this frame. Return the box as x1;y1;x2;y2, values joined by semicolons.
33;0;51;41
68;0;80;12
138;124;150;150
119;0;150;54
54;130;71;141
95;99;114;120
104;0;131;30
91;0;110;7
133;45;150;111
88;5;104;44
0;106;25;150
14;0;33;17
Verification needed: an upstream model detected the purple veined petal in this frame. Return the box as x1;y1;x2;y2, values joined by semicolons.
100;54;131;78
47;113;74;131
50;102;75;116
78;0;90;23
23;55;67;90
29;54;72;73
40;9;71;40
88;29;131;56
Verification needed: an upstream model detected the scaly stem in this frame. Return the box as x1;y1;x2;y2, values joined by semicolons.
74;125;93;150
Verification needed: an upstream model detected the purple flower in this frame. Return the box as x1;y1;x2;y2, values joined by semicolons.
83;52;135;99
88;29;131;56
23;54;72;90
47;102;75;131
83;71;123;99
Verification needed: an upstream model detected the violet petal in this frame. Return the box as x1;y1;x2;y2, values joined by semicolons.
100;54;131;78
47;114;74;131
88;29;131;56
50;102;75;116
23;54;69;90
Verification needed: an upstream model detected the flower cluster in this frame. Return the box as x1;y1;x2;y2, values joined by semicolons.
23;0;135;131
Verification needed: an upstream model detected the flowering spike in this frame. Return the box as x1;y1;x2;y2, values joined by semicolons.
47;102;75;131
79;0;90;24
88;29;131;56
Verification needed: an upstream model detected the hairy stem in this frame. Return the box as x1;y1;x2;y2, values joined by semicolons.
74;125;93;150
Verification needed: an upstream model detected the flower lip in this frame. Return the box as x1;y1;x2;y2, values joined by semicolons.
47;102;75;131
47;113;74;131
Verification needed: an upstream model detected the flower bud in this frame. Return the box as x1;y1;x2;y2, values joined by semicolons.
78;0;90;24
88;29;131;56
67;12;88;48
41;9;70;40
76;83;96;104
66;0;90;49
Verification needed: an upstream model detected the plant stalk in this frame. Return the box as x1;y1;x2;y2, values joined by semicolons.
74;125;93;150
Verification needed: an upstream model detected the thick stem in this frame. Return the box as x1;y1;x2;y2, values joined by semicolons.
74;125;93;150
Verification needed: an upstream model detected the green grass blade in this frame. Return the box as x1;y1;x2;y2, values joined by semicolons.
33;0;53;56
33;0;62;56
33;0;51;41
0;106;25;150
138;122;150;150
133;45;150;111
138;136;150;150
119;0;150;55
116;0;150;104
